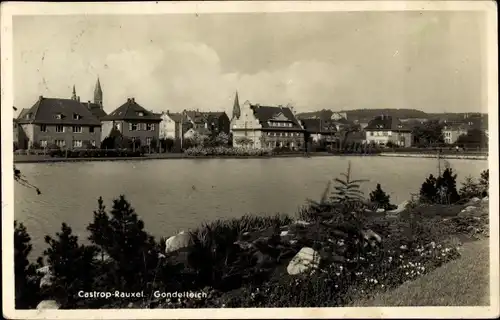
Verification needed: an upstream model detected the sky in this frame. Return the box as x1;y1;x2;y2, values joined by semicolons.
13;11;487;116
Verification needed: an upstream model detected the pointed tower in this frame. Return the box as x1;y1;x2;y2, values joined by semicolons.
94;77;103;108
232;91;241;120
71;85;77;100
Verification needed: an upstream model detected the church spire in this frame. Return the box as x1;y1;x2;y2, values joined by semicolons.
71;85;77;100
94;77;103;107
232;91;241;120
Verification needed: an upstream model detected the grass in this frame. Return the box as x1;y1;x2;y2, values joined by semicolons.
351;239;490;306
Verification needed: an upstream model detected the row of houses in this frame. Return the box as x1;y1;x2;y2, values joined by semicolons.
12;79;487;150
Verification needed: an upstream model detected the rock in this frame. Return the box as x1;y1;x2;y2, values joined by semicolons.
376;208;385;213
40;273;53;288
362;229;382;243
234;241;253;251
387;200;410;214
36;300;60;310
470;197;481;203
286;247;320;275
165;231;194;254
280;230;289;237
36;265;50;274
463;206;477;212
294;220;311;226
482;196;489;202
289;240;298;245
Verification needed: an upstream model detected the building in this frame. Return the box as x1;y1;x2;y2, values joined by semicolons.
101;97;162;146
80;79;108;120
300;118;337;143
441;115;488;144
182;109;231;137
159;111;190;140
442;124;469;144
230;93;305;149
365;115;412;147
15;95;102;149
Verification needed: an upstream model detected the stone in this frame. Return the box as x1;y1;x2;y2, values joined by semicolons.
165;231;194;254
470;197;481;203
294;220;311;226
482;196;489;202
362;229;382;243
387;200;410;214
462;206;477;213
36;300;60;310
234;241;253;251
280;230;289;237
286;247;320;275
40;273;53;288
376;208;385;213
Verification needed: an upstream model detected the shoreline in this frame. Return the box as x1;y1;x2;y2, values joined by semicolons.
14;151;488;163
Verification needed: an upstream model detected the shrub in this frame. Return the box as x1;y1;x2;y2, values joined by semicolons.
184;146;273;157
14;221;41;309
419;174;438;203
459;176;482;200
369;184;397;210
42;223;98;308
86;196;160;293
479;169;489;197
435;168;460;204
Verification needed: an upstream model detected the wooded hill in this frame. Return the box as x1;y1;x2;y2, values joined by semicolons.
296;109;486;122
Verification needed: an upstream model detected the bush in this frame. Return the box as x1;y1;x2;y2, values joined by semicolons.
14;221;41;309
369;184;397;210
42;223;99;308
184;146;273;157
48;149;143;158
419;168;460;205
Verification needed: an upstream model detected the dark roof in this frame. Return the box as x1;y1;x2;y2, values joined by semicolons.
17;108;31;120
301;119;338;134
250;104;304;131
16;97;101;125
81;102;107;119
365;116;412;132
102;98;161;122
184;110;228;124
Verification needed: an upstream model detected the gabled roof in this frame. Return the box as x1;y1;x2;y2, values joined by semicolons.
301;118;338;134
249;104;304;131
102;98;161;122
16;96;101;126
365;115;412;132
81;102;107;119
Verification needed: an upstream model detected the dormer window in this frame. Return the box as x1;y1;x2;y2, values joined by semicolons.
55;113;63;120
73;113;82;120
137;112;144;117
25;113;32;120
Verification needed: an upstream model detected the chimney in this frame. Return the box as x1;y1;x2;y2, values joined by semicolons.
127;98;131;103
39;95;43;101
131;98;135;103
77;96;80;102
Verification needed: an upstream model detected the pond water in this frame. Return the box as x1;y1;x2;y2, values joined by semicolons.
14;156;487;259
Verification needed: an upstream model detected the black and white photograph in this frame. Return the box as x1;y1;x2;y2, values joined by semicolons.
1;1;498;319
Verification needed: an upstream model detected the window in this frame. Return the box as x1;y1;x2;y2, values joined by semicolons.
146;137;152;145
89;126;95;133
73;114;81;120
72;126;82;133
388;131;392;136
129;123;138;131
55;114;63;119
55;125;64;133
369;132;373;136
138;112;144;117
26;113;32;119
383;131;388;136
72;140;83;148
91;140;96;146
40;124;47;132
40;140;48;147
141;123;147;131
147;123;155;131
55;140;65;147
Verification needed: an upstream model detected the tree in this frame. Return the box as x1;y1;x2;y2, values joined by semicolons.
43;223;98;308
456;129;488;148
435;168;460;204
369;184;397;210
412;120;444;147
213;132;230;147
479;169;489;197
235;136;254;147
459;176;481;200
14;221;41;309
87;195;159;292
419;174;438;203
